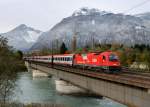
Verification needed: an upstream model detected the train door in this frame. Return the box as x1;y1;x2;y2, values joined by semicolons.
102;55;109;68
102;55;106;65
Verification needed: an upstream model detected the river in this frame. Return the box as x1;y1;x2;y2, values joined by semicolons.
13;72;127;107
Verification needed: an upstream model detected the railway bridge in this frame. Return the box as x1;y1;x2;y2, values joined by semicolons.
25;61;150;107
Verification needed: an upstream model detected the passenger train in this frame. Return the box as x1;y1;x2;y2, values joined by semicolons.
25;51;121;73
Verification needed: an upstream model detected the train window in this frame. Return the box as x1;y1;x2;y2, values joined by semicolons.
109;54;118;61
70;58;72;61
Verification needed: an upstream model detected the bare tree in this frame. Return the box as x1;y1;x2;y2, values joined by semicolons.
0;35;18;103
71;35;77;52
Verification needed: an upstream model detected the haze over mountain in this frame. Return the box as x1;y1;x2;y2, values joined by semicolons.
31;8;150;50
136;12;150;30
1;24;42;51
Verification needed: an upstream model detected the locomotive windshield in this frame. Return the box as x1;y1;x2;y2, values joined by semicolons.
109;54;118;61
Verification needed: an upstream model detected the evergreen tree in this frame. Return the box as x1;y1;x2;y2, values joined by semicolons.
14;50;23;60
60;42;68;54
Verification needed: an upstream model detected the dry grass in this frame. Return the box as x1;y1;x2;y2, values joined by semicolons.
0;103;67;107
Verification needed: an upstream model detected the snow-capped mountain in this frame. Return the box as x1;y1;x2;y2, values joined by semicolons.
135;12;150;30
72;7;108;16
1;24;42;51
136;12;150;20
31;8;150;50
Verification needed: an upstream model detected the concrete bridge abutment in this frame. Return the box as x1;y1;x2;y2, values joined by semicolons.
25;61;50;78
148;89;150;94
25;61;32;72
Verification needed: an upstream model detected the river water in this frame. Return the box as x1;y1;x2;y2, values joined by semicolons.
13;72;127;107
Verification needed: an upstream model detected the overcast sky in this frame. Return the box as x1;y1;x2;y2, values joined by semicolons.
0;0;150;33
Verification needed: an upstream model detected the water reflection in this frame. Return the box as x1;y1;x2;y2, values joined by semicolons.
14;72;126;107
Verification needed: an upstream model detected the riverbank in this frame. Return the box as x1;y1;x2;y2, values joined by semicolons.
17;61;27;72
0;103;67;107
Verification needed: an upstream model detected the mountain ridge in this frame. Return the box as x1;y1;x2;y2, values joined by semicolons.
1;24;43;51
31;8;150;50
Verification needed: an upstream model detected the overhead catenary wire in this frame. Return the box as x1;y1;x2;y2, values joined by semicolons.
123;0;150;14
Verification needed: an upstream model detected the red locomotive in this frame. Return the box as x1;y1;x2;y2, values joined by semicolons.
25;51;121;73
74;51;121;72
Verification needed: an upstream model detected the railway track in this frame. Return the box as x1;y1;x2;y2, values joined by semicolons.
30;61;150;89
121;67;150;80
52;64;150;88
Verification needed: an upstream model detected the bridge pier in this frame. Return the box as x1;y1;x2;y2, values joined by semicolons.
55;79;86;95
55;79;102;98
32;69;50;78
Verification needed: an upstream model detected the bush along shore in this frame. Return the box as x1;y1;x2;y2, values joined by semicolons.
0;35;27;103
